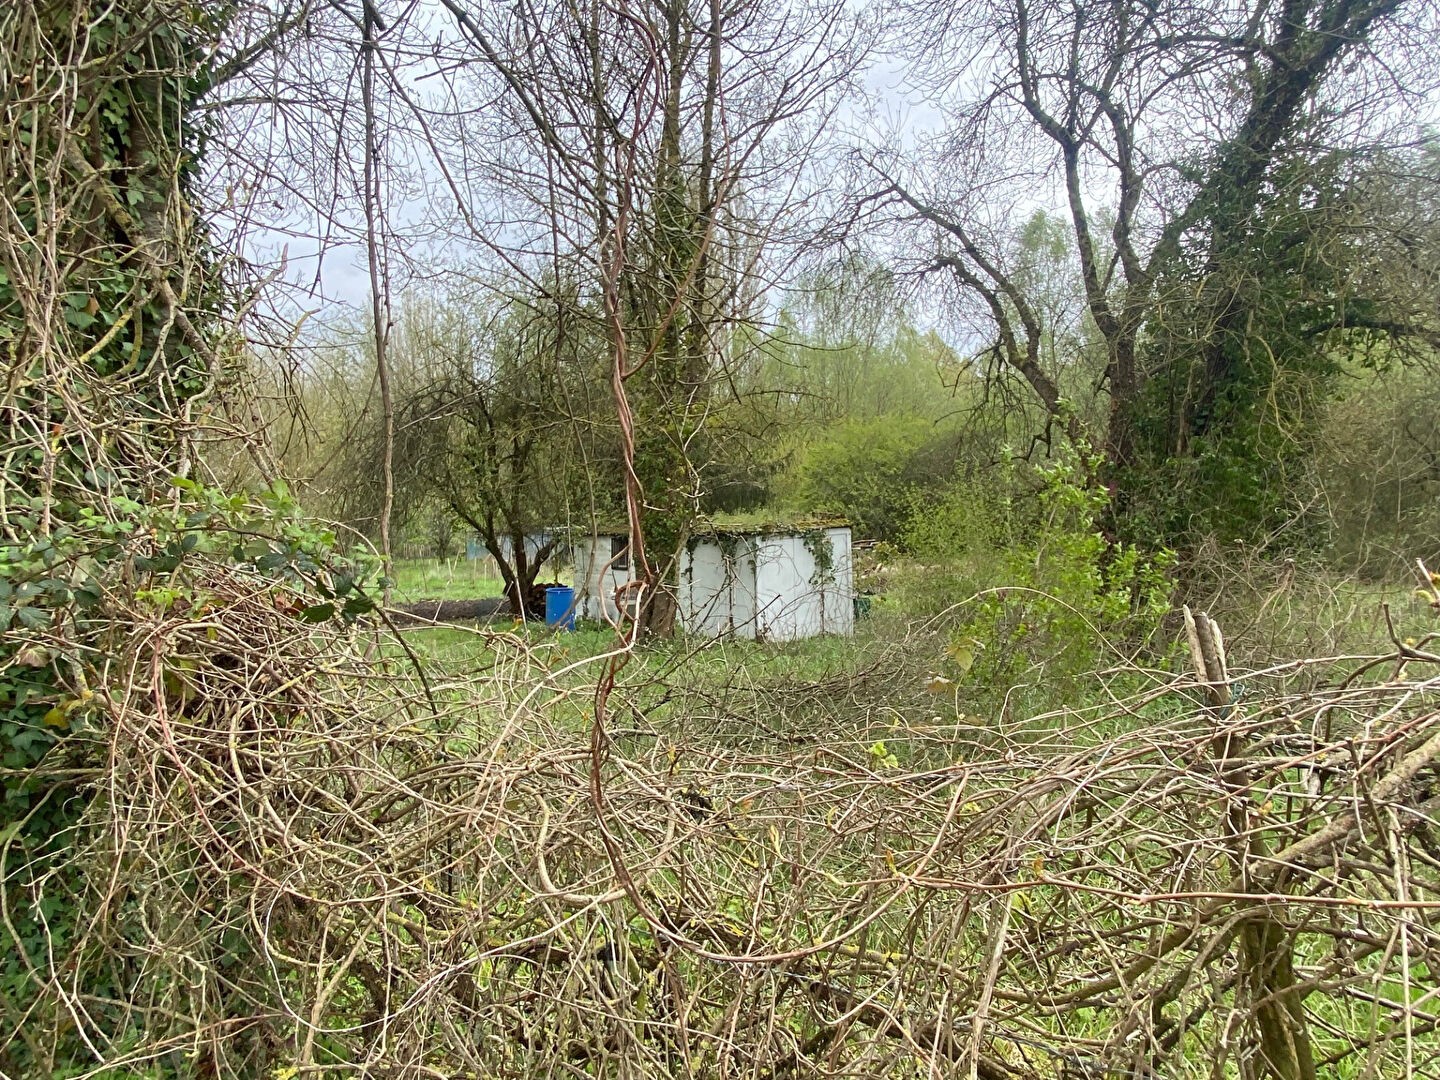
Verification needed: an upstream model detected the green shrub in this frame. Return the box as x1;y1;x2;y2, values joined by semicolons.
780;414;960;540
898;453;1176;715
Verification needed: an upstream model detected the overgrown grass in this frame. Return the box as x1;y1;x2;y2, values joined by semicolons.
398;614;890;691
1185;542;1427;665
389;540;1439;1065
388;556;509;600
37;545;1438;1077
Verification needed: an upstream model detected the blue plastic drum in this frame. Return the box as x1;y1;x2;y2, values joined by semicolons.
544;585;576;630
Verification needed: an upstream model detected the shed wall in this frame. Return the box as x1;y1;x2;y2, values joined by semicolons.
821;526;856;637
679;539;759;638
680;528;852;641
575;527;854;640
574;536;634;624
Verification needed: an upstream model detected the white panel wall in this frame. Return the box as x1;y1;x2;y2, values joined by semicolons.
574;536;634;624
754;536;812;641
820;526;855;637
679;539;759;638
587;527;854;640
752;528;854;641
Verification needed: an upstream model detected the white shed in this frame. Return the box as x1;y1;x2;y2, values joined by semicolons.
682;523;854;641
574;533;637;624
574;521;854;641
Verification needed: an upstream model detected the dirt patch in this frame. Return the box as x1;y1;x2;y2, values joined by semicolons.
390;597;509;625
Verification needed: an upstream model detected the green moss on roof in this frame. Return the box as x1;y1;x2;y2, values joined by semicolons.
582;513;849;538
694;513;850;537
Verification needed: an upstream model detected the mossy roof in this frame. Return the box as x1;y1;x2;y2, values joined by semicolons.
694;514;849;537
582;515;849;538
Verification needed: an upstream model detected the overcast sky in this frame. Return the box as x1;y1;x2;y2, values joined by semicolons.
215;0;1438;343
217;5;951;325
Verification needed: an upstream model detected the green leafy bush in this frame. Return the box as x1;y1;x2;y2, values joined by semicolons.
0;477;383;1075
780;414;962;540
898;453;1175;714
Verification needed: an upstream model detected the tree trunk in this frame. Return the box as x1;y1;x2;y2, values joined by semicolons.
360;7;395;601
635;567;679;637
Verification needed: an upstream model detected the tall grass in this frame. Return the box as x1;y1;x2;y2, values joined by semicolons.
388;556;510;600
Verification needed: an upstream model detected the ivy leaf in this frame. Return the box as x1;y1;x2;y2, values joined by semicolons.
13;645;48;668
945;638;979;674
299;602;335;623
342;594;375;618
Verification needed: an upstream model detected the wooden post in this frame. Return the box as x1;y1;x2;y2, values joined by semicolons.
1182;607;1315;1080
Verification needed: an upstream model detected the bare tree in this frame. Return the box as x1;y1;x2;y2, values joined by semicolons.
867;0;1439;513
423;0;867;632
359;0;398;595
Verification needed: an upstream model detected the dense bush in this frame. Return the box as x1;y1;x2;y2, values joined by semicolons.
779;414;965;540
895;453;1175;714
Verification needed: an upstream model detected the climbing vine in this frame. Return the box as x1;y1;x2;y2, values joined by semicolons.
802;529;836;587
0;4;337;1073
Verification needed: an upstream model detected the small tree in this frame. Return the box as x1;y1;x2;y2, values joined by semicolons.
393;290;598;614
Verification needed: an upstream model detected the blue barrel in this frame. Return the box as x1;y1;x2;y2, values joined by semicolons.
544;586;576;630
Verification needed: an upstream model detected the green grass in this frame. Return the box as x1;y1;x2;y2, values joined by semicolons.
389;557;576;601
389;557;508;601
387;551;1437;763
392;613;894;711
387;617;909;763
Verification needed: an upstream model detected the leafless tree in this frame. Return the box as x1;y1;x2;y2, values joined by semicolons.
866;0;1440;478
408;0;869;633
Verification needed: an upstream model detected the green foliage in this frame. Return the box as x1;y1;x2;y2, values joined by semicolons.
1314;362;1440;574
1;3;225;479
1123;147;1439;552
899;453;1175;712
0;477;380;1075
801;529;836;585
866;740;900;769
385;289;601;611
781;414;962;540
0;5;265;1072
711;307;965;521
